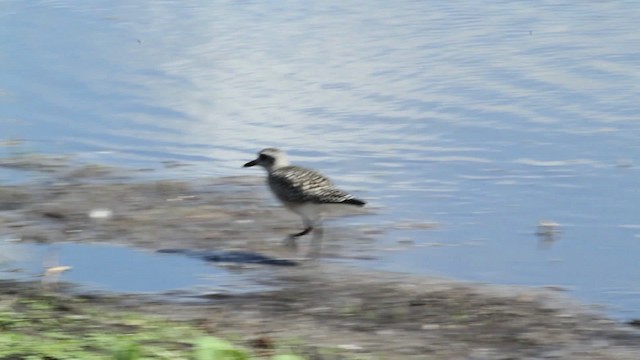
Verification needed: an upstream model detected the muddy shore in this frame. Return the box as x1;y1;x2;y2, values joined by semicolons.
1;156;640;359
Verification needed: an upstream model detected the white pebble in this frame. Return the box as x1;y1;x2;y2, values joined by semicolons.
88;208;113;219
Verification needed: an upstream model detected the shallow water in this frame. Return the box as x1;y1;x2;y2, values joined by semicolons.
2;1;640;318
0;241;268;295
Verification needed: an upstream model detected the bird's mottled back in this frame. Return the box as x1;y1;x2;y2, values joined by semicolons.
268;165;362;205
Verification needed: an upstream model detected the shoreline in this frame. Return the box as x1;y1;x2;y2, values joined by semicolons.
1;156;640;358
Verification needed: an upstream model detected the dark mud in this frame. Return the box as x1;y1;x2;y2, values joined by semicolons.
1;156;639;359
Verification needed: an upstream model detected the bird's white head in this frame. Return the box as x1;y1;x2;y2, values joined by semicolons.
243;148;290;172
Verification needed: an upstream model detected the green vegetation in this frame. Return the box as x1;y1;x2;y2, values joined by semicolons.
193;337;304;360
0;293;305;360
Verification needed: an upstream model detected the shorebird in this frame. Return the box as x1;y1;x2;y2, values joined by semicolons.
243;148;365;247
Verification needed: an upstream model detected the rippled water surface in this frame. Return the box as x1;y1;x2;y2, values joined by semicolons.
2;1;640;318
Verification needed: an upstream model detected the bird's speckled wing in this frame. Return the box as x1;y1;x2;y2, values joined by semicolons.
268;166;357;205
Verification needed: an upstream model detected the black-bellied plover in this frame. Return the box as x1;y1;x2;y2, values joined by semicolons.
243;148;365;247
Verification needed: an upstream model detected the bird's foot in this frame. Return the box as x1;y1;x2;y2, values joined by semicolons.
282;235;299;251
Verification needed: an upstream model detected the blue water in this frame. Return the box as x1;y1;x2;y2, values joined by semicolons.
0;242;263;294
1;1;640;318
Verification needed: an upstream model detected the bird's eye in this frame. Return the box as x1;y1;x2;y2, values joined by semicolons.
258;154;268;161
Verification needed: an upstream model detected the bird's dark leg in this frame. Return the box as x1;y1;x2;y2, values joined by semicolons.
290;217;313;238
291;226;313;237
283;219;312;249
283;227;311;249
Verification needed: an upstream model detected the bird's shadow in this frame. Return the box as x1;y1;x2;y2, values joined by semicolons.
157;248;299;267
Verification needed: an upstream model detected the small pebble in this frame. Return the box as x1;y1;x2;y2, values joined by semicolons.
88;208;113;219
336;344;363;351
421;324;441;330
537;220;561;237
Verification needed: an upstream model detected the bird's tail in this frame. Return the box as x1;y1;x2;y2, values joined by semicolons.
343;198;366;207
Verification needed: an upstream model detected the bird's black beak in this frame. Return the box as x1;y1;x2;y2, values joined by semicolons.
243;159;257;168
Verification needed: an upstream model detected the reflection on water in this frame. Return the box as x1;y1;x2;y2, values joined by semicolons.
2;1;640;318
